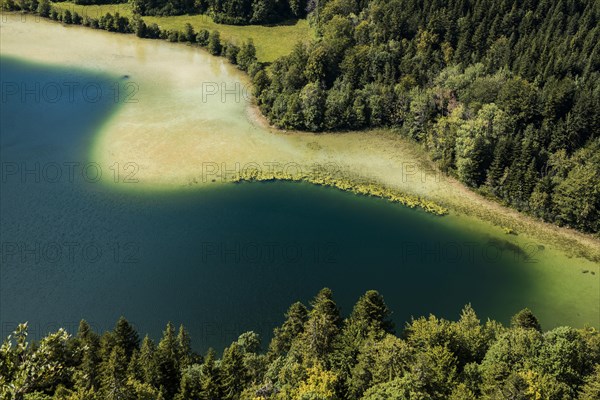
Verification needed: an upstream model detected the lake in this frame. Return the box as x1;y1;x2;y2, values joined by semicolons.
1;22;598;351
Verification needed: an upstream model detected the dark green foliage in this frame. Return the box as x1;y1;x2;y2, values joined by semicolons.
73;0;127;5
225;42;240;64
511;308;542;332
36;0;50;17
200;348;221;399
100;346;134;400
132;15;148;38
219;343;248;399
293;287;341;365
207;30;222;55
139;335;160;386
252;0;600;234
131;0;195;16
167;30;179;42
72;11;82;24
156;322;181;399
131;0;299;23
183;23;196;43
237;39;257;72
62;9;72;24
175;364;203;400
74;320;101;391
268;301;308;358
2;290;599;399
196;29;210;46
146;23;162;38
113;317;140;360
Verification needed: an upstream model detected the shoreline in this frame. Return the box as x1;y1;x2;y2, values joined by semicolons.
244;103;600;262
2;12;599;264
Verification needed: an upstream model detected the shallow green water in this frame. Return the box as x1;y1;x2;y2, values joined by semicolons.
1;57;598;351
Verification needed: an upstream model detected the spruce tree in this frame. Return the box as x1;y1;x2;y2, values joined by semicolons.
113;317;140;360
219;343;247;400
295;288;342;366
100;346;134;400
176;325;192;370
139;335;160;386
268;301;308;358
157;322;180;399
200;348;221;400
510;308;542;332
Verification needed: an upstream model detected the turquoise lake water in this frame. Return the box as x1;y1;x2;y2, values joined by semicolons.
0;56;596;351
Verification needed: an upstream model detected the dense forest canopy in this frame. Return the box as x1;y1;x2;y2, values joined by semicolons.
253;0;600;234
2;289;599;399
128;0;306;22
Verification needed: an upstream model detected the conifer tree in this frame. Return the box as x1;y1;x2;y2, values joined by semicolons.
157;322;180;399
114;317;140;360
295;288;341;366
200;348;221;400
268;302;308;358
139;335;160;387
100;346;134;400
219;343;248;399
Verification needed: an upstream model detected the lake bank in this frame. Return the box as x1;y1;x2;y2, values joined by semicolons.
47;1;313;63
1;13;598;261
1;14;598;348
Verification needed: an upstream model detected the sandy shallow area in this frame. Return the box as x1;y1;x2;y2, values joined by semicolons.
1;14;599;266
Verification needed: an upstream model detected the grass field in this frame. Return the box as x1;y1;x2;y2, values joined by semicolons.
50;2;313;62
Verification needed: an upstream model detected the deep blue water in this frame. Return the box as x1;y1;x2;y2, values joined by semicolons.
1;57;541;350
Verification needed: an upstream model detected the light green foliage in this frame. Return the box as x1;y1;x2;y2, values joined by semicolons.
552;140;600;233
455;104;509;187
220;342;248;399
268;302;308;359
0;324;74;399
1;291;598;400
100;346;134;400
237;39;257;72
480;328;543;393
175;364;203;400
578;365;600;400
349;334;412;397
200;348;221;399
294;364;338;400
293;288;341;365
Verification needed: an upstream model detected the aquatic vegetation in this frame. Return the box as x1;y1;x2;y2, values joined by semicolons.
227;167;449;216
502;226;518;235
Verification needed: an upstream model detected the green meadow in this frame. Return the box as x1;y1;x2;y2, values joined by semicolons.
50;1;313;62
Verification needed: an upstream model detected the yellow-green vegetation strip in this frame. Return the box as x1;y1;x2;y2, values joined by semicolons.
50;2;313;62
227;168;449;216
51;2;133;18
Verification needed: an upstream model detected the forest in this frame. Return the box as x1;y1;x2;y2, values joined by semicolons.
252;0;600;234
1;289;599;399
129;0;306;23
